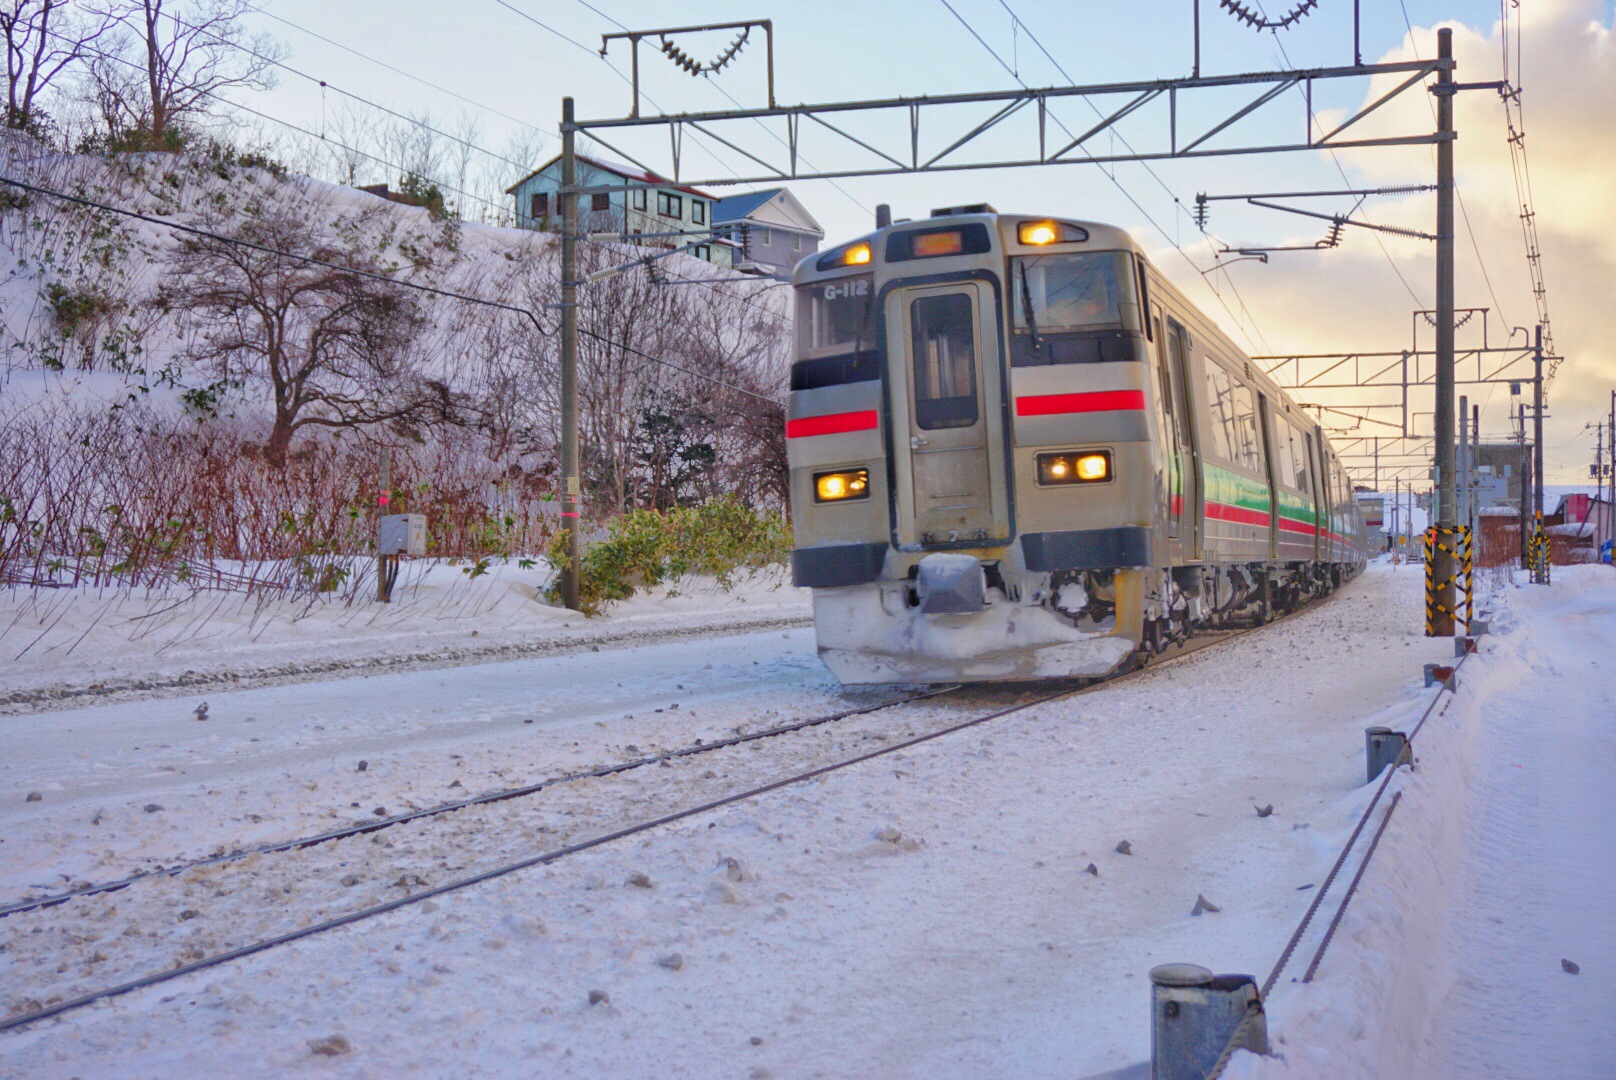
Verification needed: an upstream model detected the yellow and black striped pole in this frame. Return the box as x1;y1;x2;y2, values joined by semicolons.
1424;525;1473;636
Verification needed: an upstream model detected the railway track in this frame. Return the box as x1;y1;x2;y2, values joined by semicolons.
0;609;1302;1035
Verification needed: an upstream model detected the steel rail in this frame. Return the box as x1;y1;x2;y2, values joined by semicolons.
0;687;958;920
1261;627;1482;999
1302;791;1402;983
0;602;1322;1034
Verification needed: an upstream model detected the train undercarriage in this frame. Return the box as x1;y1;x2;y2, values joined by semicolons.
813;557;1354;684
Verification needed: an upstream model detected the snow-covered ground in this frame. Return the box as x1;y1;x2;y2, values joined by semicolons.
0;563;809;712
0;562;1609;1077
1236;564;1616;1079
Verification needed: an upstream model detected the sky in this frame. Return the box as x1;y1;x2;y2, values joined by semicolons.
237;0;1616;486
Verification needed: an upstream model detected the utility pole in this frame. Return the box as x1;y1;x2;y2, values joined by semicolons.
1517;402;1531;567
1429;26;1457;634
1532;324;1546;583
1597;420;1605;513
1458;394;1469;531
1471;400;1480;532
559;97;581;611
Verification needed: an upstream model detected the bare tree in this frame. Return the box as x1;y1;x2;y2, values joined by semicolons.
0;0;118;132
87;0;282;146
161;202;451;468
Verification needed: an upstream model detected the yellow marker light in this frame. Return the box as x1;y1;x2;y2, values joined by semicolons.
815;468;870;502
1020;221;1058;246
1075;453;1110;481
1036;450;1112;485
845;243;872;266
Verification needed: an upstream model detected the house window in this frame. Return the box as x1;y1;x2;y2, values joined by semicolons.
531;192;548;219
793;232;802;252
757;226;772;246
657;191;683;218
692;200;706;225
695;245;711;261
633;187;647;211
591;193;609;212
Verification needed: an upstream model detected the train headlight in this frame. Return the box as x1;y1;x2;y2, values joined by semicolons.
814;468;870;502
814;241;874;271
1017;219;1090;246
1037;450;1111;485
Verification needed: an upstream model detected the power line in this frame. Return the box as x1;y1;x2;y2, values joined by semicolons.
48;27;516;221
1243;0;1428;310
0;174;784;407
128;6;531;171
241;3;557;141
939;0;1275;355
1389;1;1511;326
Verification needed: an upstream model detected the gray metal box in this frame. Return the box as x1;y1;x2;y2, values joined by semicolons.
378;514;427;556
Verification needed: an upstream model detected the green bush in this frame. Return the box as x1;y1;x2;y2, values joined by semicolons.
545;497;790;614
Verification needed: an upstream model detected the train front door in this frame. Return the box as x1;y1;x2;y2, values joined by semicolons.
889;283;1010;548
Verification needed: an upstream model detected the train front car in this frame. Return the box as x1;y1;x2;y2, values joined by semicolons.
787;208;1161;683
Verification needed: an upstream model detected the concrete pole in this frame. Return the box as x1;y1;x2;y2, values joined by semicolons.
560;97;581;611
1430;27;1457;633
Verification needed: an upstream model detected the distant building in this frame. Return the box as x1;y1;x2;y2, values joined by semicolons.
712;188;824;279
504;153;732;269
1357;492;1387;549
1474;442;1534;508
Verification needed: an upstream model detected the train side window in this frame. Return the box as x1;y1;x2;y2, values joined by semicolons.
1288;423;1311;491
1229;381;1262;472
910;293;979;430
1203;362;1237;462
1273;418;1296;486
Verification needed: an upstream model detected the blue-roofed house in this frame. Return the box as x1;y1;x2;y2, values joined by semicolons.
712;188;824;279
505;152;733;269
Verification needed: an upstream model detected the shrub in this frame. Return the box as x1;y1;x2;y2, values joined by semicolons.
545;496;790;614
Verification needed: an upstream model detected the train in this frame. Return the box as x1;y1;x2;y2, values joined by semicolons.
785;205;1367;684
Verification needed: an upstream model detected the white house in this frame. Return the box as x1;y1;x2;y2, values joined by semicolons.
712;188;824;279
505;153;733;269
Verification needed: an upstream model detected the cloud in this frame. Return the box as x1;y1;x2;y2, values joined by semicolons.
1149;0;1615;484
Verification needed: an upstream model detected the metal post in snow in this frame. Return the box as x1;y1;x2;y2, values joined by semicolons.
377;446;392;603
560;97;582;611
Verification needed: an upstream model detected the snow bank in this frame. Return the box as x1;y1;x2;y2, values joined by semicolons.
1232;565;1616;1078
0;561;807;711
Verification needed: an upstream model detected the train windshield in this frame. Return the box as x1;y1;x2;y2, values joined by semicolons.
1010;251;1133;333
797;275;876;359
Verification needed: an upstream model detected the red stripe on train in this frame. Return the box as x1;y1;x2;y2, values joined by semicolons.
785;410;880;439
1205;501;1272;527
1015;390;1146;416
1277;516;1318;537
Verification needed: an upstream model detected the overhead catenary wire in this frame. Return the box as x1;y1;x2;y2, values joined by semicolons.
939;0;1276;356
